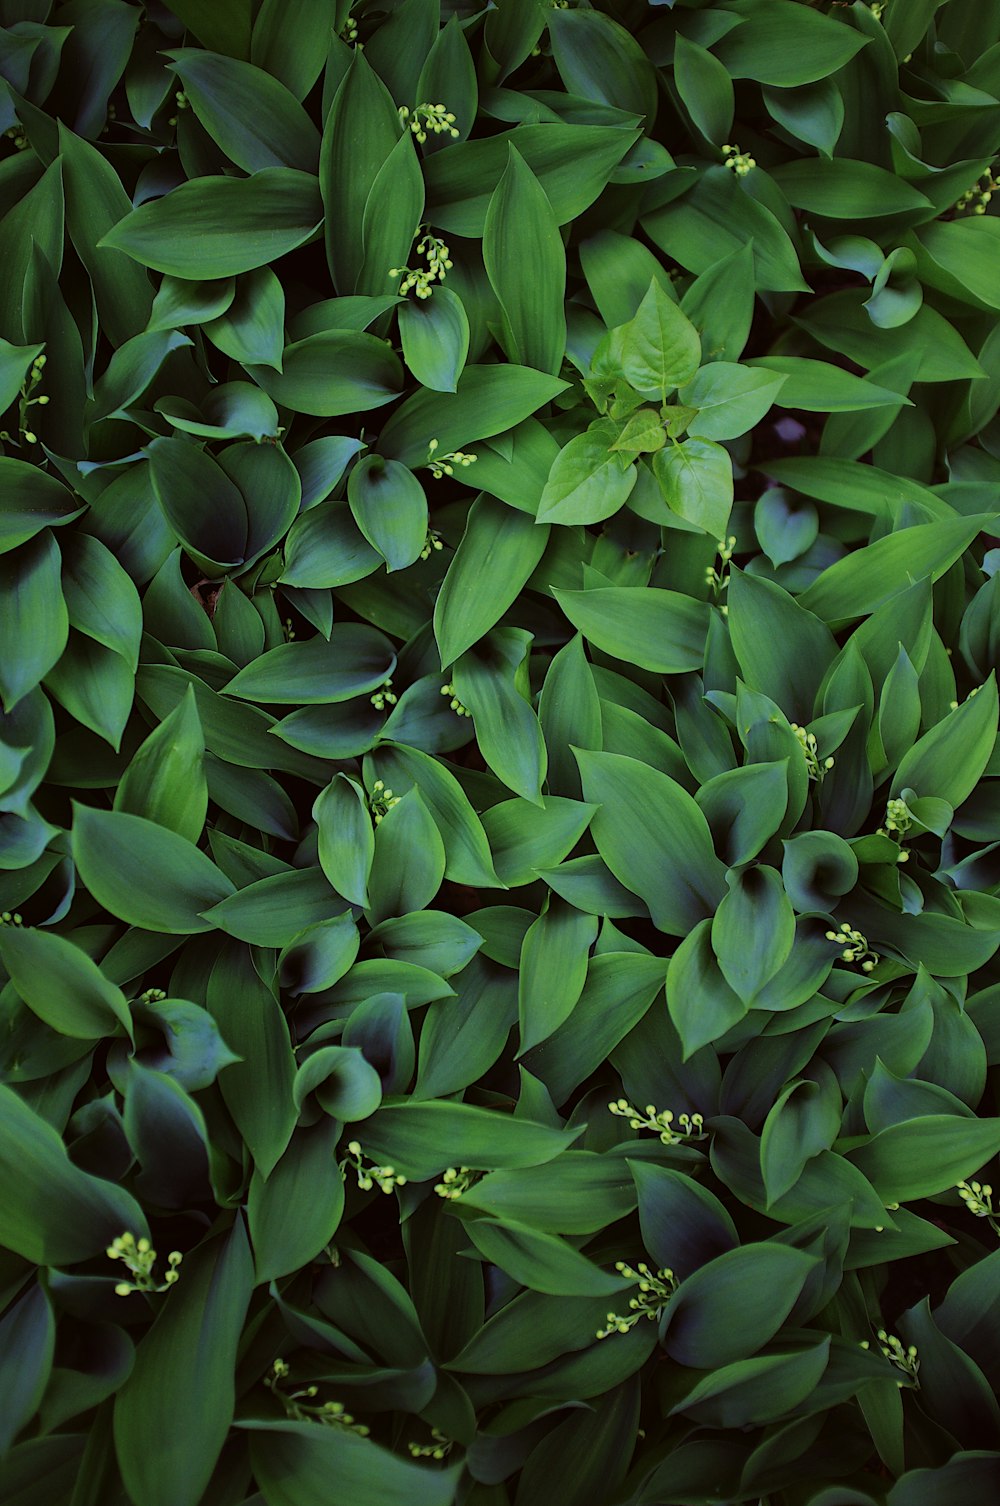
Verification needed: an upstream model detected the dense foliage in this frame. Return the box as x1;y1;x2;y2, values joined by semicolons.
4;0;1000;1502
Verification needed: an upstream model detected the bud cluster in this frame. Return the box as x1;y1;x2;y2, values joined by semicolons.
370;680;397;712
367;778;401;825
789;722;836;782
420;529;445;561
597;1262;678;1339
434;1165;481;1200
440;682;473;718
860;1329;920;1386
705;535;737;598
2;353;49;448
722;143;756;176
0;911;23;927
608;1097;706;1146
408;1427;453;1459
266;1359;371;1433
106;1231;182;1296
954;168;997;215
341;1139;407;1194
824;920;878;972
426;438;477;478
957;1178;1000;1237
399;102;460;144
390;231;453;299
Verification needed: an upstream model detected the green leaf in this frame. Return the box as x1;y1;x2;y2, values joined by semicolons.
378;363;568;467
711;865;796;1006
365;743;503;889
846;1116;1000;1203
157;0;252;58
279;502;382;589
461;1152;637;1234
483;795;597;888
414;956;517;1100
114;1220;254;1506
665;917;747;1059
147;437;250;572
355;1100;579;1179
248;1120;345;1284
761;1074;843;1206
798;514;995;623
423;122;639;236
314;775;374;907
398;286;470;393
618;280;701;398
206;937;297;1178
60;531;142;669
156;382;280;443
483;143;567;377
202;868;348;948
277;913;362;995
763;78;844;158
670;1342;830;1429
44;632;135;751
71;804;235;933
100;169;323;278
575;750;727;936
520;951;667;1105
357;130;425;297
772;158;931;218
746;356;914;412
320;49;402;292
673;33;734;144
652;438;734;538
462;1217;630;1298
580;230;678;329
643;166;809;295
548;7;658;122
293;1045;383;1121
630;1160;738;1279
452;627;547;803
518;898;598;1053
223;622;396;703
537;423;638;526
348;455;428;572
0;1082;148;1265
246;1420;461;1506
366;789;447;924
712;0;869;85
203;266;286;371
916;217;1000;311
0;532;68;712
696;761;791;868
0;1283;54;1454
249;329;403;416
680;364;786;441
891;673;998;809
0;925;131;1040
166;48;320;172
727;568;838;718
58;123;154;347
554;585;710;674
434;494;550;666
662;1243;820;1367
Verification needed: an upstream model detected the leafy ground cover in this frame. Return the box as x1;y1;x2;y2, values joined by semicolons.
4;0;1000;1502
